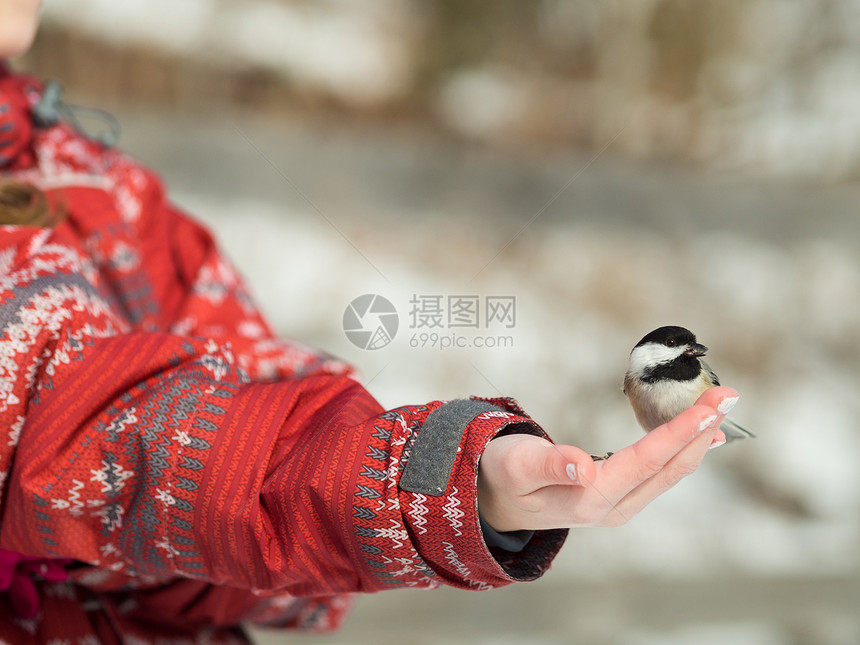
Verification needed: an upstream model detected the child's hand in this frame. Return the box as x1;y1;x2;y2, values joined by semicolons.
477;386;737;533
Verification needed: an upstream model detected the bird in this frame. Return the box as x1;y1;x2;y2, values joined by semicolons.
622;325;753;442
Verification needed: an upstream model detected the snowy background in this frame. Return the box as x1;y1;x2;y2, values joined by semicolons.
15;2;860;644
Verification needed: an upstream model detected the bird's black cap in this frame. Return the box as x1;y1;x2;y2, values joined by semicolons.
634;325;698;349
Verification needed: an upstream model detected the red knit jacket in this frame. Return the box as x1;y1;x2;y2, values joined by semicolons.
0;69;566;644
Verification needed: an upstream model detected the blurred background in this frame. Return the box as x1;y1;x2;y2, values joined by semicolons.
14;1;860;643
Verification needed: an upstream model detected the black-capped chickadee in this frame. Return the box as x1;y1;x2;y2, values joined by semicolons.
623;325;753;442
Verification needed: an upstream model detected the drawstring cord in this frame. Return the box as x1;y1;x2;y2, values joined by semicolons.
31;79;121;147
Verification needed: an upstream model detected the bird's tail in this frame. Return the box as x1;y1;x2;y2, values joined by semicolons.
719;417;755;441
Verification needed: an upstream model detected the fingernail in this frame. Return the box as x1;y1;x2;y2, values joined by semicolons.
718;396;739;415
708;438;727;450
697;414;718;433
566;463;579;483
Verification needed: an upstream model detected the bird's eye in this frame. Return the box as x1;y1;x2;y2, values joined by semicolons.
666;339;676;347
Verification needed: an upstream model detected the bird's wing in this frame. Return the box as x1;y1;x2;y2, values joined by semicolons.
699;359;720;386
622;372;633;396
700;359;754;441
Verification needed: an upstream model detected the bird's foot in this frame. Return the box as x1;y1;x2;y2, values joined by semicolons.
590;452;614;462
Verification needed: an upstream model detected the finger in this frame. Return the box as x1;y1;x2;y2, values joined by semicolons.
694;386;739;412
614;411;720;518
612;390;738;518
594;403;721;502
697;386;739;448
609;385;739;484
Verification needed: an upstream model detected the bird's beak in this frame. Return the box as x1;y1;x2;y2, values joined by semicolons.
685;343;708;357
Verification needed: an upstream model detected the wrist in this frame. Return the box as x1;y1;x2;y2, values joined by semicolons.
478;513;534;552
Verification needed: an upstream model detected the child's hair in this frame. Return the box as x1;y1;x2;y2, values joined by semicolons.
0;179;60;227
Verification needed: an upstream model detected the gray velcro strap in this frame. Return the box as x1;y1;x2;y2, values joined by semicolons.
400;399;504;496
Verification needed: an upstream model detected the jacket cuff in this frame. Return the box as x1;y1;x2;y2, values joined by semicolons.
399;397;567;587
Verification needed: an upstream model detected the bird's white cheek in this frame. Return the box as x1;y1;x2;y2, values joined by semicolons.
627;343;685;378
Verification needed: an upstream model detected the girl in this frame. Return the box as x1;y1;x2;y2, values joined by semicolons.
0;3;733;642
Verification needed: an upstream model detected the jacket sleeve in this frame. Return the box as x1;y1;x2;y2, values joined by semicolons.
52;164;349;384
0;229;566;626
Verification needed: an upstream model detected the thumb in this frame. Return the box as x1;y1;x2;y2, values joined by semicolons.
536;443;597;488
